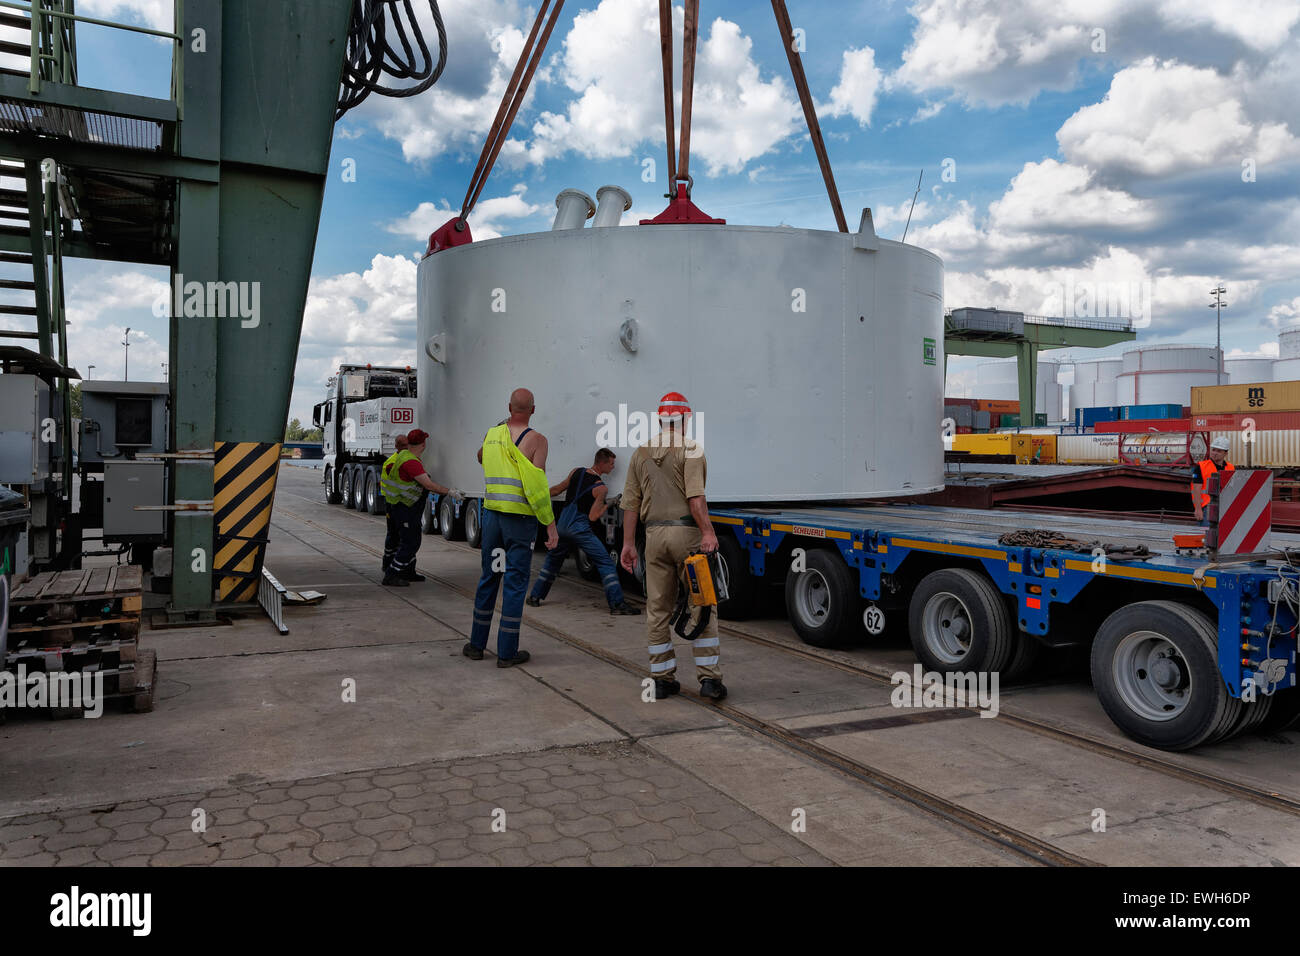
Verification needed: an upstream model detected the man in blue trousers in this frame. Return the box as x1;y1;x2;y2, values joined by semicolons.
466;388;559;667
526;448;640;615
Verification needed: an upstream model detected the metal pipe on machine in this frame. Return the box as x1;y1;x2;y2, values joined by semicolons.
592;185;632;227
552;189;595;230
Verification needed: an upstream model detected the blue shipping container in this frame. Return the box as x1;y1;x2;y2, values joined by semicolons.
1075;406;1121;428
1119;404;1182;420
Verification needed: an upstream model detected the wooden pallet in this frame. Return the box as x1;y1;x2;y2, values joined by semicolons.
8;566;142;644
0;649;157;720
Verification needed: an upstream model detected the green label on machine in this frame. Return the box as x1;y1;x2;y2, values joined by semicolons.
922;337;937;366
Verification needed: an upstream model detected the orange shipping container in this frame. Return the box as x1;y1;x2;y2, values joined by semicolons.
975;399;1019;414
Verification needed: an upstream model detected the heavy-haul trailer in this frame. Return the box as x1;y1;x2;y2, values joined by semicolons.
313;365;419;517
690;502;1300;751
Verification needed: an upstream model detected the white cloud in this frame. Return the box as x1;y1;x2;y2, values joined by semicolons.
825;46;882;128
1268;295;1300;329
301;254;417;350
78;0;172;31
386;184;545;242
1058;58;1300;177
988;159;1157;231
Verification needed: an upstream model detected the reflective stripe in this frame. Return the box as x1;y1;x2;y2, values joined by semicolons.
485;476;524;487
693;637;719;648
650;658;677;673
648;641;674;654
485;492;528;503
693;655;719;666
501;615;522;624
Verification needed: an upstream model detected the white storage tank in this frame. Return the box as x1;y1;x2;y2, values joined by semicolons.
1225;357;1276;385
1279;325;1300;359
1273;358;1300;381
417;213;945;502
1069;358;1122;410
1114;344;1220;406
974;359;1063;421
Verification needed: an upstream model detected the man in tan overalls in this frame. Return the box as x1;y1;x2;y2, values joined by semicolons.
620;392;726;701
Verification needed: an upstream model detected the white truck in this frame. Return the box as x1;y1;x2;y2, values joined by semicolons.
312;365;418;515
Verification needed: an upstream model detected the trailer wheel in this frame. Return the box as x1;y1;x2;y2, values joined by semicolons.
341;466;357;509
324;466;342;505
716;532;755;621
908;568;1014;674
439;495;464;541
785;548;861;647
1257;688;1300;733
1228;693;1273;738
365;468;386;515
421;496;436;535
464;499;482;549
1003;632;1043;682
1091;601;1232;751
351;466;367;511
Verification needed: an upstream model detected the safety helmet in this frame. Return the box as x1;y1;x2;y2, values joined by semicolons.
1210;436;1230;452
657;391;692;423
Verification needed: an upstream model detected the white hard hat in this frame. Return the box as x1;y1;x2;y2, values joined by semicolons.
1211;436;1230;451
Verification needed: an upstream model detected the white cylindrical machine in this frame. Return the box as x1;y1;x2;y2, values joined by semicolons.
974;359;1063;421
1069;358;1122;410
1274;358;1300;381
1114;345;1220;406
418;224;946;502
1224;357;1276;385
592;185;632;227
552;188;595;230
1279;325;1300;359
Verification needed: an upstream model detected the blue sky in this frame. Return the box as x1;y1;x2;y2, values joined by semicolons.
9;0;1300;421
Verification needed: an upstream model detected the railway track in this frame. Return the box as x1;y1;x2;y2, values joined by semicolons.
280;492;1300;825
277;504;1093;866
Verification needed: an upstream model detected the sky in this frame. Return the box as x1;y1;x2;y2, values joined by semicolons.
5;0;1299;423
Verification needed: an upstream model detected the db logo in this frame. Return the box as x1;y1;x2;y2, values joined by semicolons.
392;408;414;424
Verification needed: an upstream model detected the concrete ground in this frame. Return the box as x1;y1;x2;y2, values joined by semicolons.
1;462;1297;867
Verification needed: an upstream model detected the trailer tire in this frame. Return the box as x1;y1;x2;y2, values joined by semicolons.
464;499;482;549
908;568;1014;675
1228;693;1273;738
1091;601;1231;751
324;466;342;505
785;548;861;647
351;466;367;511
341;466;357;509
365;468;386;515
439;495;464;541
1257;687;1300;733
421;496;436;535
1003;632;1043;682
716;532;755;621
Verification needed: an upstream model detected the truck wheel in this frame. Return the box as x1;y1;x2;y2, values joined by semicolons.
464;499;482;548
366;468;386;515
908;568;1014;674
1003;632;1043;682
421;496;436;535
575;546;600;582
324;466;342;505
341;466;357;509
439;495;464;541
785;548;861;647
1257;688;1300;733
1091;601;1233;751
716;532;755;621
352;467;367;511
1228;693;1273;737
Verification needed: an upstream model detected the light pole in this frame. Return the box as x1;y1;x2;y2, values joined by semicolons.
1209;285;1227;385
87;365;95;379
122;327;131;380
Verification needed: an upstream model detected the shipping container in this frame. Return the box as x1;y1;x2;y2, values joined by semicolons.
1074;406;1122;428
1001;414;1020;428
1191;380;1300;414
1120;403;1183;420
1095;418;1192;434
1011;434;1056;464
1216;429;1300;468
1190;410;1300;431
944;404;973;427
1057;434;1119;464
1034;413;1047;427
974;410;992;430
975;399;1019;414
943;396;979;409
955;426;973;434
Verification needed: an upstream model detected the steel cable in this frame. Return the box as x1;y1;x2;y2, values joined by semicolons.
337;0;448;120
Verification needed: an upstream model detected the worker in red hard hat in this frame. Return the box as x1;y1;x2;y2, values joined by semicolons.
381;428;461;586
620;392;726;701
1191;435;1234;527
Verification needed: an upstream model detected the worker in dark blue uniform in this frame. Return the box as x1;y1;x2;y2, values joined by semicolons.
527;448;640;615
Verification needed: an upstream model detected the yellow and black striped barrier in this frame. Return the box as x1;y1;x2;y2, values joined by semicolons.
214;440;281;603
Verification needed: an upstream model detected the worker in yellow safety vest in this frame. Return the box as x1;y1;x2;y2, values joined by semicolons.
1191;435;1235;526
464;389;559;667
381;429;461;587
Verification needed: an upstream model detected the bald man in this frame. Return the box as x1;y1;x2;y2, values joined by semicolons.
466;388;559;667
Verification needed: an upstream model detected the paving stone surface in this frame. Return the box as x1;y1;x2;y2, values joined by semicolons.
0;742;830;867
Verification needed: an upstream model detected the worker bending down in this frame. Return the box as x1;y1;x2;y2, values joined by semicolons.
620;392;726;701
527;447;640;615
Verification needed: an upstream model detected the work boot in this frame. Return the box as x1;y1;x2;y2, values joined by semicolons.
610;602;641;616
401;568;426;582
526;595;542;607
699;678;727;701
497;650;531;668
654;678;681;700
382;574;410;588
462;643;483;660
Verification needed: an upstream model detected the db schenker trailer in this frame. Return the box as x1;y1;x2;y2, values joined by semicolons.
433;493;1300;751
